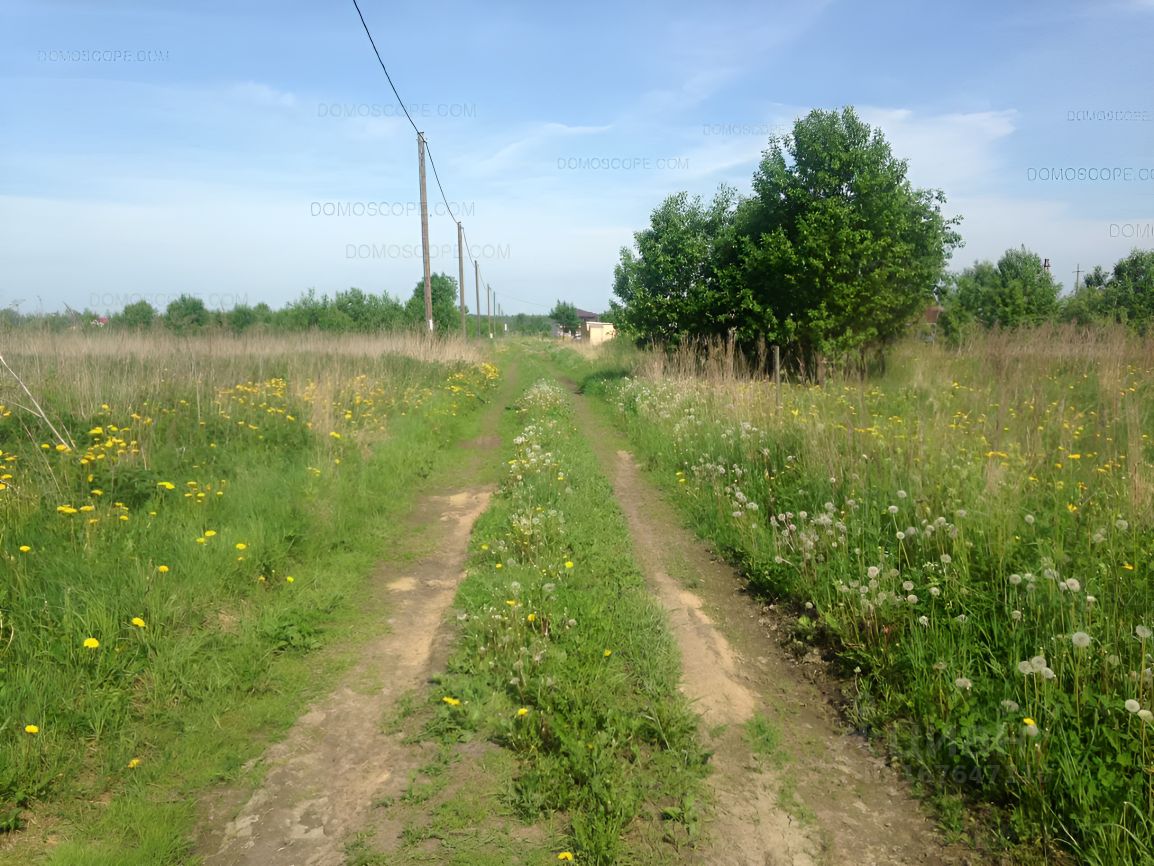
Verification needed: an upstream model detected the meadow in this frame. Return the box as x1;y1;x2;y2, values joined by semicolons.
570;326;1154;865
0;329;498;859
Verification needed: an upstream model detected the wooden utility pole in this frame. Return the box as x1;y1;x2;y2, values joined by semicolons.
416;132;433;332
487;284;493;339
456;221;466;337
1073;264;1082;290
474;260;481;339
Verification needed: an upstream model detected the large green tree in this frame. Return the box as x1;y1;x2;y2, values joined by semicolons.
611;107;960;368
548;300;582;335
942;246;1061;332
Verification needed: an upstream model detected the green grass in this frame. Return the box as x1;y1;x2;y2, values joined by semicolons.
564;333;1154;865
0;336;500;863
367;363;709;866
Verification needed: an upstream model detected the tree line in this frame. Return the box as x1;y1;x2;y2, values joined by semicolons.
1;274;556;337
610;106;1153;373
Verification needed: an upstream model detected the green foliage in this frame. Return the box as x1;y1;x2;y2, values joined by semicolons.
548;300;581;335
941;246;1061;333
163;295;209;332
1060;250;1154;332
405;273;462;332
113;301;156;330
613;107;961;369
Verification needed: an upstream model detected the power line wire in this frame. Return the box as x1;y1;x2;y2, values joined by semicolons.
350;0;420;136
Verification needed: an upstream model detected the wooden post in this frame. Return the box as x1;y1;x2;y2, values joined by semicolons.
416;132;433;332
474;260;481;339
456;221;466;337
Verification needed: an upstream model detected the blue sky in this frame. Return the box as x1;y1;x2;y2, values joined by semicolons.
2;0;1152;316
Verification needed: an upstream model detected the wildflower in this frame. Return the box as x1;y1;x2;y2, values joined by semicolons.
1011;610;1023;621
1008;574;1022;586
929;586;941;597
1066;578;1082;592
906;594;918;605
1139;710;1154;723
157;565;169;574
131;617;146;629
867;566;880;579
603;649;612;657
1001;700;1020;712
1024;514;1035;525
558;854;575;862
517;707;529;717
902;581;914;592
495;563;503;569
442;696;461;707
897;490;907;499
1018;661;1033;675
918;615;929;627
887;505;898;515
1125;699;1141;713
954;677;973;691
286;576;294;583
506;600;518;606
1071;631;1091;649
1029;655;1048;672
24;724;39;734
564;561;574;569
1136;625;1152;640
527;613;536;623
1041;667;1056;680
235;542;247;551
480;543;489;550
204;530;217;537
940;554;952;565
1022;718;1039;737
18;545;31;553
83;637;100;649
955;614;967;624
127;758;142;768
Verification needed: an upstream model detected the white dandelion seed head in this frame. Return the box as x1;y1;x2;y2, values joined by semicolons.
897;490;907;499
804;601;814;610
1024;514;1035;525
1042;667;1056;680
1086;595;1097;605
1017;660;1033;675
1001;699;1020;712
1139;709;1154;723
896;531;906;541
1136;625;1153;640
955;509;967;519
954;677;973;690
887;505;899;514
918;615;929;627
1125;699;1141;713
907;594;919;605
867;566;880;579
902;580;915;592
940;554;952;565
1023;722;1040;737
1115;519;1129;531
1071;631;1092;649
930;587;941;597
933;661;948;672
1029;655;1048;672
1008;574;1022;586
1066;578;1082;593
955;614;968;624
1011;610;1023;621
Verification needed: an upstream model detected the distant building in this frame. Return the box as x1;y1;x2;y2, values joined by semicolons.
585;321;616;345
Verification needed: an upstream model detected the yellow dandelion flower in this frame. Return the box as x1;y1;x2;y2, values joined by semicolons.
527;613;536;623
127;757;142;769
1023;717;1036;727
83;637;100;649
235;542;247;551
19;545;31;553
506;600;518;606
131;617;146;628
442;696;461;707
157;565;169;574
564;561;574;569
517;707;529;717
480;543;489;550
558;853;574;861
495;562;503;569
24;724;39;735
204;530;217;537
286;576;295;583
603;649;612;658
196;537;206;544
